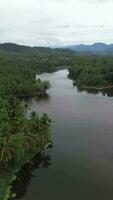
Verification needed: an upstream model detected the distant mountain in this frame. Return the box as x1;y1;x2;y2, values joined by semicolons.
1;42;113;56
0;43;73;55
0;43;51;54
65;43;113;55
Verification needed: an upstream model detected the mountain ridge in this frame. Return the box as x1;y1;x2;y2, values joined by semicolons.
0;43;73;55
65;43;113;55
0;42;113;55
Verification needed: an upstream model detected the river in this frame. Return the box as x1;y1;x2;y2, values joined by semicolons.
16;69;113;200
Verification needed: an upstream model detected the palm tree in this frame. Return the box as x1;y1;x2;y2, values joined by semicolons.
31;111;37;120
40;113;52;135
26;133;40;150
30;111;40;133
0;139;15;166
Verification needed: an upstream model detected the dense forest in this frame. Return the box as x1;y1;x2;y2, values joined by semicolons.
1;43;113;199
0;53;51;97
68;55;113;88
0;44;75;200
0;96;52;199
1;43;113;89
0;48;56;199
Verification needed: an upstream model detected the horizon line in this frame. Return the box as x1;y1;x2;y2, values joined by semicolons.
0;42;113;48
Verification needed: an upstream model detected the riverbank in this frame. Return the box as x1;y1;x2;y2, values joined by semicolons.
0;142;52;200
75;84;113;91
0;96;52;200
21;69;113;200
16;92;48;99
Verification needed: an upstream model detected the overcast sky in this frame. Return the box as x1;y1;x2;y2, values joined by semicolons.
0;0;113;46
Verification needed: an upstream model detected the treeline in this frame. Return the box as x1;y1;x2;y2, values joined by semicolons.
68;55;113;88
0;51;56;167
0;96;52;168
0;53;51;97
1;45;113;95
0;50;54;199
0;95;52;199
0;43;73;55
0;45;74;200
0;49;75;97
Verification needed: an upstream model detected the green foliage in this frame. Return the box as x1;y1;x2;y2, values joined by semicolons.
0;50;74;96
69;55;113;87
1;45;113;199
0;97;52;169
0;50;54;200
0;96;52;200
0;57;49;97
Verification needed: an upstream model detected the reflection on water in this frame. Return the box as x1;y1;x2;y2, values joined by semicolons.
23;94;50;104
34;94;50;102
77;86;113;97
17;69;113;200
11;153;52;200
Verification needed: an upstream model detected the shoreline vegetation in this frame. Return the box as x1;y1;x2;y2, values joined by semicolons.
10;152;52;200
0;143;52;200
1;43;113;199
0;50;53;200
74;83;113;90
68;55;113;90
0;96;52;200
0;45;74;200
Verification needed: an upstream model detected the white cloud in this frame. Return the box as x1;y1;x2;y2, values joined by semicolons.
0;0;113;46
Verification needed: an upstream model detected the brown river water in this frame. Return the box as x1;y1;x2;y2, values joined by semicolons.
15;69;113;200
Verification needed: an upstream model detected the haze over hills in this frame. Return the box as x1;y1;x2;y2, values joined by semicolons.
1;42;113;55
65;43;113;55
0;43;73;55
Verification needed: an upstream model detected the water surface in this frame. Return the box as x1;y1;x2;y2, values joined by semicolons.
18;70;113;200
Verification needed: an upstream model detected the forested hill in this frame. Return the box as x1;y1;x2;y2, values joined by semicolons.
0;43;74;55
0;44;75;97
65;43;113;55
0;42;113;89
1;43;113;56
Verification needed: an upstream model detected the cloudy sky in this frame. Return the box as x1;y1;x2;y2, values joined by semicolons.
0;0;113;46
